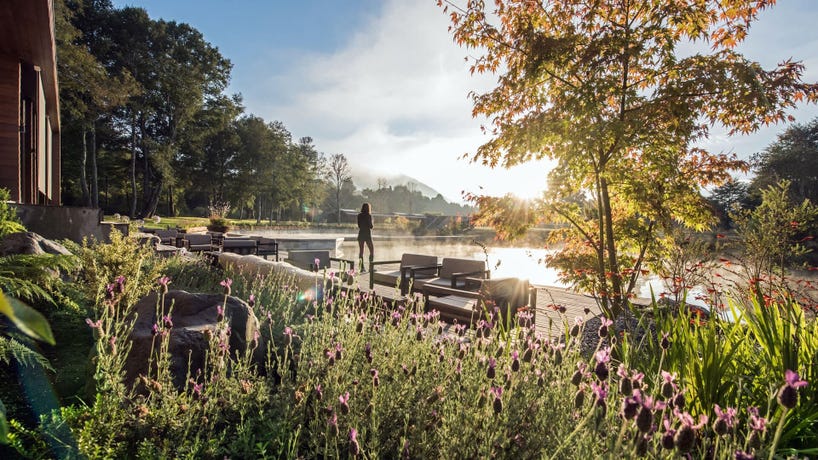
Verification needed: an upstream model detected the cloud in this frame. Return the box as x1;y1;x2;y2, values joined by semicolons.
254;0;818;201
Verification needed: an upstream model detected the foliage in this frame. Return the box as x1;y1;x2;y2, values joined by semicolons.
442;0;818;319
5;239;812;457
730;180;818;307
752;117;818;205
71;229;165;307
0;189;24;238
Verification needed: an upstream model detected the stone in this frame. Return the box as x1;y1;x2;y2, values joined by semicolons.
123;290;262;391
217;252;328;299
0;231;72;256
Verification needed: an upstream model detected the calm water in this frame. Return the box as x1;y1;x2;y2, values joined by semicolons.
250;231;691;303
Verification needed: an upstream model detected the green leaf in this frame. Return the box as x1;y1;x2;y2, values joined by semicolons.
0;399;7;444
0;293;55;345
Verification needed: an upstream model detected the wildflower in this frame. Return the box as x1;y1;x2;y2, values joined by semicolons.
660;370;677;399
621;395;639;420
315;384;323;401
491;386;503;414
570;317;582;337
85;318;102;329
594;347;611;381
674;409;708;453
108;335;117;354
511;350;520;372
591;381;608;414
364;342;373;363
220;278;232;295
777;369;808;409
247;293;255;307
574;388;585;410
598;316;613;338
327;411;339;436
487;357;496;379
162;314;173;329
571;367;584;387
157;275;171;293
216;304;224;321
339;392;350;414
370;368;380;387
660;418;676;450
415;326;423;341
734;450;755;460
115;275;126;293
192;382;203;400
672;391;686;410
334;342;343;360
660;332;671;350
151;323;159;336
712;404;737;436
284;326;294;346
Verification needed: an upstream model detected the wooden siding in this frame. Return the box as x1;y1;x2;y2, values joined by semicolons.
0;54;20;200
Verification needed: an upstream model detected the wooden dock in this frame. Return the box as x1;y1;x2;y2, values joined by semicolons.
351;277;603;337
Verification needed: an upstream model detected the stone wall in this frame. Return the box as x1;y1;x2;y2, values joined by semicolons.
14;204;129;243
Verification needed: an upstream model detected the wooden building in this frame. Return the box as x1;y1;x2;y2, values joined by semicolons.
0;0;61;205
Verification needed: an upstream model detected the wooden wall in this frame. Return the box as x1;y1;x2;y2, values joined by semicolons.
0;54;20;201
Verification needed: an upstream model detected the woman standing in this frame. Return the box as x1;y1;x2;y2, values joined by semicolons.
357;203;374;272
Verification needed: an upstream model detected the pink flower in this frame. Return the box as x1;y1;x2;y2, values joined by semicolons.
157;275;171;287
785;369;808;389
220;278;232;295
85;318;102;329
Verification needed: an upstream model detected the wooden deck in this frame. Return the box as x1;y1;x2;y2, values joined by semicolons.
351;276;603;337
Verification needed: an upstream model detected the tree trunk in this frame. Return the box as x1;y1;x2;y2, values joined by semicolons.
80;125;91;207
129;112;138;218
600;176;624;317
90;121;99;208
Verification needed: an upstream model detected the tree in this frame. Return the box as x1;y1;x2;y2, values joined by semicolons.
327;154;352;223
443;0;818;318
751;118;818;205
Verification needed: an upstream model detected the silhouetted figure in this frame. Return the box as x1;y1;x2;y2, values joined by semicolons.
357;203;374;272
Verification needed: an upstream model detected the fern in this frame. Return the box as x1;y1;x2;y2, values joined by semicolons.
0;336;53;371
0;188;24;238
0;254;77;304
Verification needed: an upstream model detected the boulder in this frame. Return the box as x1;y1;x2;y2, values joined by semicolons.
0;231;72;256
123;290;262;391
217;252;327;299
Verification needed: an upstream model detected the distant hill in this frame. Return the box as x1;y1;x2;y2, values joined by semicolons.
352;171;445;199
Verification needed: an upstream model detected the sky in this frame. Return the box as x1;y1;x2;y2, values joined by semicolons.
112;0;818;202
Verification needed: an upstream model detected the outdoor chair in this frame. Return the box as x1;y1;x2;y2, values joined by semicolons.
369;253;439;295
286;249;356;273
182;233;214;252
254;237;279;261
221;238;257;255
155;229;178;246
422;277;536;327
408;257;490;293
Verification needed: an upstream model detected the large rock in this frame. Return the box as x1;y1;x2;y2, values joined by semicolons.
124;290;262;391
216;253;328;299
0;231;72;256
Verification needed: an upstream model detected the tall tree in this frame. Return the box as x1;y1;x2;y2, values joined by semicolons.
56;0;137;208
327;154;352;223
443;0;818;318
751;117;818;205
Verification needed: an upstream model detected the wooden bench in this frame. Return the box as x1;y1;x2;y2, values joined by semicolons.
252;237;279;261
369;253;439;295
423;277;536;327
221;238;258;255
286;249;356;273
182;233;213;252
408;257;490;292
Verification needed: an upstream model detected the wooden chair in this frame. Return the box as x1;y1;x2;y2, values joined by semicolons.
422;277;536;327
369;253;439;295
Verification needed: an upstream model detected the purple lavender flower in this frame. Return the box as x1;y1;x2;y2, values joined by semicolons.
673;409;708;453
777;369;808;409
339;392;350;414
157;275;171;293
115;275;126;293
660;331;671;350
162;314;173;329
491;386;503;414
220;278;232;295
598;316;613;338
349;428;360;456
713;404;737;435
511;350;520;372
487;357;496;379
370;368;380;387
284;326;294;346
570;316;583;337
216;304;225;321
594;347;611;381
85;318;102;329
247;293;255;307
660;370;677;399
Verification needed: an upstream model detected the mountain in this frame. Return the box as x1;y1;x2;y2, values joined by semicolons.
352;171;445;199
